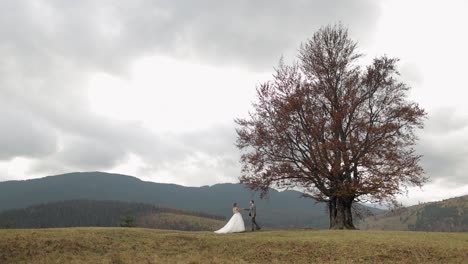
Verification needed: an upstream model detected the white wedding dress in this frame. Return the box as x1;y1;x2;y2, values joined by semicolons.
214;207;245;234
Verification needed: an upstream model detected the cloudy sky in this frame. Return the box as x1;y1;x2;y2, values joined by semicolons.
1;0;467;206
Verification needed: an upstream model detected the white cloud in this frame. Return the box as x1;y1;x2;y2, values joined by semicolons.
87;55;268;132
397;179;468;206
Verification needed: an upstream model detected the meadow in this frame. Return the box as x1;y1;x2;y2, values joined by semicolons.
0;227;467;263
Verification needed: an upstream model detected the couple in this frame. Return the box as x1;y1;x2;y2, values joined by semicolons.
214;200;261;234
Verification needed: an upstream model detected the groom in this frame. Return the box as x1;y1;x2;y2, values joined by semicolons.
246;200;261;231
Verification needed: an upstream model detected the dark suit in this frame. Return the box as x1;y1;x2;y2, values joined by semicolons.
249;203;261;231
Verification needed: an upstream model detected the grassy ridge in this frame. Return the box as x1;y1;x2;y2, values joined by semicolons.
359;195;468;232
0;228;467;263
137;212;225;231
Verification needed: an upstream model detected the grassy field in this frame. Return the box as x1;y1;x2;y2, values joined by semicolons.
0;228;467;263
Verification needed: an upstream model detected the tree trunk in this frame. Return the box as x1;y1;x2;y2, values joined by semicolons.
328;197;355;229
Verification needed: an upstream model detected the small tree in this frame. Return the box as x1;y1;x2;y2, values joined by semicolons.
235;24;427;229
120;215;136;227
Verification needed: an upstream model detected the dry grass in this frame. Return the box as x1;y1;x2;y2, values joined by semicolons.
137;212;225;231
0;227;467;263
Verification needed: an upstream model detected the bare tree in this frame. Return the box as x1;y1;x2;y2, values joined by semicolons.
235;24;427;229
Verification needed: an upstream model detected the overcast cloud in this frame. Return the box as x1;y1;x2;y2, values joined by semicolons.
0;0;467;205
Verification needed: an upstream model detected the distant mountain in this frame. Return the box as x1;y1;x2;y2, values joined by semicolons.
0;200;224;231
0;172;381;228
358;195;468;232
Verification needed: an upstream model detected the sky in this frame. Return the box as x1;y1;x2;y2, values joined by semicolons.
1;0;467;206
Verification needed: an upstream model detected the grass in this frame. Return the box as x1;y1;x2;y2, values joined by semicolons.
137;212;225;231
0;228;467;263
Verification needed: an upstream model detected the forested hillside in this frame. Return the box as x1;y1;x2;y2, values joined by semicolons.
359;195;468;232
0;200;224;231
0;172;346;228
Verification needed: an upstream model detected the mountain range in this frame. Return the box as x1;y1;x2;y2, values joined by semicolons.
2;171;466;231
0;199;224;231
0;172;343;228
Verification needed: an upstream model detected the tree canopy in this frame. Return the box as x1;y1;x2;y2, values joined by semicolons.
236;24;427;229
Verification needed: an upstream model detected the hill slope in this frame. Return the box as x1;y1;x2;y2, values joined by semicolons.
0;172;361;228
358;195;468;232
0;228;467;263
0;200;224;231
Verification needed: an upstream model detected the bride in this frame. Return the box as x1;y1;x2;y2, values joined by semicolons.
214;202;246;234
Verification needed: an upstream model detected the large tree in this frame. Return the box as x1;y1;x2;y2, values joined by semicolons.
235;24;427;229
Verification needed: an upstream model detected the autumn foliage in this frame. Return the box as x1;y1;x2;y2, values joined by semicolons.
235;24;427;229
